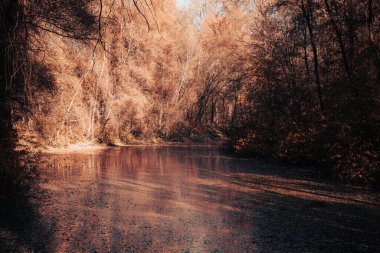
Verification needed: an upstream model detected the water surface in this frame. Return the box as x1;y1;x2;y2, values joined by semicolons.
1;145;380;252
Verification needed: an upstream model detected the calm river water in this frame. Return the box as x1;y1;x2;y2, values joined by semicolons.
1;145;380;252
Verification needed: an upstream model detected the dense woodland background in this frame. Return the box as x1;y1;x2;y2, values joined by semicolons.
0;0;379;196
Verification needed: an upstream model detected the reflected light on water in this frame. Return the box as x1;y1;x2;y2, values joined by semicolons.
31;145;380;252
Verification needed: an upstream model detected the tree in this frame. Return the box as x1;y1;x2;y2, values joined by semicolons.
0;0;98;195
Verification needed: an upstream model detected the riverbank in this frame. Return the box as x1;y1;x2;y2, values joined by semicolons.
42;139;227;154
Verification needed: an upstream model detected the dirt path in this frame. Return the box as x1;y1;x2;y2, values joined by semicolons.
1;146;380;252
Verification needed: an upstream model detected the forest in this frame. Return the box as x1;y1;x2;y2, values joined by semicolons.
1;0;380;251
1;0;379;199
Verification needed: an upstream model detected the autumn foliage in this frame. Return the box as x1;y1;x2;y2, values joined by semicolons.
1;0;379;184
232;0;380;183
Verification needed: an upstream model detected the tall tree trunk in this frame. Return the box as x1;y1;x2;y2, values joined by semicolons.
301;0;325;114
303;25;311;80
0;0;23;152
323;0;358;97
368;0;373;42
0;0;24;196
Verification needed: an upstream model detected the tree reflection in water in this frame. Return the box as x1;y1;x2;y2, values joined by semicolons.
2;146;380;252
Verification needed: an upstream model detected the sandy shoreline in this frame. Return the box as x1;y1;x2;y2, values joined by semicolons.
42;142;110;154
41;140;225;154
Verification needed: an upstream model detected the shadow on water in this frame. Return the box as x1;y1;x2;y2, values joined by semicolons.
250;189;380;252
7;145;380;252
0;151;54;252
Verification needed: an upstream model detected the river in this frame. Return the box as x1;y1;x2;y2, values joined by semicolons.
1;145;380;252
